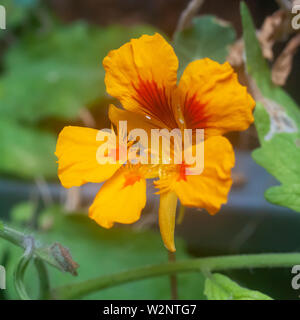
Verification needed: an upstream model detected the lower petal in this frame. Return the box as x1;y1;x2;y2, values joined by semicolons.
55;126;121;188
89;167;147;228
174;136;235;214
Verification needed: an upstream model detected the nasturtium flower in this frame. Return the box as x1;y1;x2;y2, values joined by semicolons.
55;33;255;252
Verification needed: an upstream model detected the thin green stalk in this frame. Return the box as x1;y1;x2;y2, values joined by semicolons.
12;236;50;300
51;252;300;300
34;258;50;300
0;224;26;248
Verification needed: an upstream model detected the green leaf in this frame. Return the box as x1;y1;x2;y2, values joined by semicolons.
265;184;300;212
0;23;158;123
240;3;271;88
1;209;206;300
0;119;57;178
204;273;272;300
241;2;300;212
174;15;236;75
252;134;300;186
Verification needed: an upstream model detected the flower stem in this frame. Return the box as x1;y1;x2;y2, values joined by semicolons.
51;252;300;300
168;251;178;300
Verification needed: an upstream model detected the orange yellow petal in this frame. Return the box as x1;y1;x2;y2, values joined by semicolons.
155;136;235;214
175;136;234;214
103;33;179;128
109;104;162;136
89;166;146;228
158;190;178;252
178;58;255;137
55;126;121;188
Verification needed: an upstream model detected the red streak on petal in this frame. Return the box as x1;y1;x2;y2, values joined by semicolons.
132;78;178;129
177;163;190;182
183;93;208;130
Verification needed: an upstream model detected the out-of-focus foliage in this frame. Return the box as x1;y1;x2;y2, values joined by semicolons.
0;119;57;178
1;23;158;123
241;3;300;213
0;205;206;300
204;273;272;300
10;201;35;225
174;16;236;74
0;0;157;179
0;0;38;32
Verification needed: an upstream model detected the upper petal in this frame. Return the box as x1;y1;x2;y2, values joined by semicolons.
103;33;179;128
55;126;121;188
89;166;147;228
109;104;162;135
178;58;255;137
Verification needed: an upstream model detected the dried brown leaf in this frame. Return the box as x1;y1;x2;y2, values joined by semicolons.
293;0;300;6
227;38;244;67
258;10;291;60
228;9;292;68
272;33;300;85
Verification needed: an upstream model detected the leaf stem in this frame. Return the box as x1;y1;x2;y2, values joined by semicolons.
51;252;300;300
34;258;50;300
14;237;35;300
0;222;78;275
0;224;26;248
